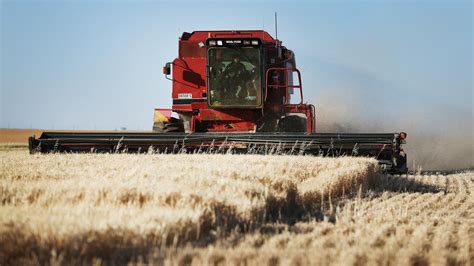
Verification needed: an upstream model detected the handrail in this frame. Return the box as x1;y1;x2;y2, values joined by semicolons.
265;67;303;105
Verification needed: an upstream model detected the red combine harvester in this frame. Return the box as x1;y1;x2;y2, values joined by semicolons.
29;30;408;173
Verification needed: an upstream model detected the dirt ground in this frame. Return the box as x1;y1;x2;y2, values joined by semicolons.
0;129;43;144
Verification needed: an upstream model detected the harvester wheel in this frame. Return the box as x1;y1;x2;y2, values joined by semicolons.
256;112;279;132
278;116;307;132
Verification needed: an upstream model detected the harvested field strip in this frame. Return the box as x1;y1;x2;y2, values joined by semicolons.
180;174;471;266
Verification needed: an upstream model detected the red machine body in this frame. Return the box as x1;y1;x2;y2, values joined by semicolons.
157;30;315;133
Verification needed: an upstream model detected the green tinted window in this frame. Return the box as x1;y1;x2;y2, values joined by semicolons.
207;48;262;107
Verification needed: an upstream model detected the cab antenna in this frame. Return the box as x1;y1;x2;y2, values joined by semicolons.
274;12;278;41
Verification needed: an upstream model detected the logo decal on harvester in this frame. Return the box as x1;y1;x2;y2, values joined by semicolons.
178;93;192;99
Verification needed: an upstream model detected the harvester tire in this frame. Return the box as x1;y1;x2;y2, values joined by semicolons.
278;116;307;132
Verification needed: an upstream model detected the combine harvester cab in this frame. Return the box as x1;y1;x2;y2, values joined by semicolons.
29;30;408;174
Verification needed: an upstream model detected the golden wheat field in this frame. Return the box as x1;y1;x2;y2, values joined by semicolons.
0;149;473;265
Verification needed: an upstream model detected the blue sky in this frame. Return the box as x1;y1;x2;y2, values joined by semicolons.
1;0;472;131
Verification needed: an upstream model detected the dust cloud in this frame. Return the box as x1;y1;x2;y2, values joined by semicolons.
312;91;473;171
